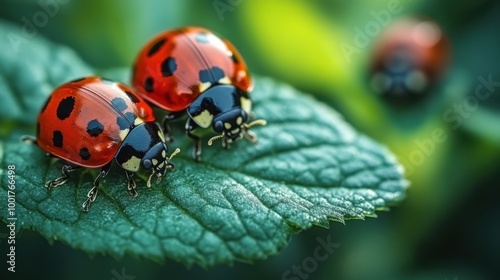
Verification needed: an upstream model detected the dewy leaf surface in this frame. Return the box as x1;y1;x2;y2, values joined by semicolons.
0;21;407;266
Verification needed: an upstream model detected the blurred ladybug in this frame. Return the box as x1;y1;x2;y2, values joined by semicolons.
23;76;179;211
132;26;266;161
369;18;450;102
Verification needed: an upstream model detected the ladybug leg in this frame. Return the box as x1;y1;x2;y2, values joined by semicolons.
242;119;266;143
162;111;185;143
125;171;138;198
186;118;202;161
222;137;229;149
82;163;111;212
243;129;258;143
45;164;82;189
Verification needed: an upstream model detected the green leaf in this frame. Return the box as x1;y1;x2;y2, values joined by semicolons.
0;20;93;129
0;21;407;266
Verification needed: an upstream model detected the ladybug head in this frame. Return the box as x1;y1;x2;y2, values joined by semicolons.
116;122;179;186
208;108;267;146
141;143;179;187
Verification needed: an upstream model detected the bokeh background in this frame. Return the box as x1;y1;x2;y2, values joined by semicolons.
1;0;499;279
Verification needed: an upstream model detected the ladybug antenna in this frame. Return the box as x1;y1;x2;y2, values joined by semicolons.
168;148;181;161
165;148;180;171
243;119;267;129
208;132;225;146
242;119;267;143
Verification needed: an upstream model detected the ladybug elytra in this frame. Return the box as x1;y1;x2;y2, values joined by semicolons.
24;76;179;211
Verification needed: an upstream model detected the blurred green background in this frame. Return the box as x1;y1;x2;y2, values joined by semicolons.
1;0;499;279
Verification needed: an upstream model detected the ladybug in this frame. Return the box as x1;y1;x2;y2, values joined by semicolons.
369;18;450;102
23;76;179;211
132;26;266;161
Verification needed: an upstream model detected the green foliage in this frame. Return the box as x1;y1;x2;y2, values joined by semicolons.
0;20;407;266
0;20;92;127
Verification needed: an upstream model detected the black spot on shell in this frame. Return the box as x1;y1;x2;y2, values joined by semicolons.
117;116;129;130
56;96;75;120
148;38;166;56
195;32;210;43
144;77;154;93
124;112;136;123
199;67;225;84
79;147;91;160
111;97;128;111
69;77;86;83
52;130;63;148
161;57;177;77
116;112;137;130
125;91;140;103
86;119;104;137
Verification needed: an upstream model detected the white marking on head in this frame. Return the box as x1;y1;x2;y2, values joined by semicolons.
152;159;159;166
236;116;243;125
224;122;232;129
231;128;240;134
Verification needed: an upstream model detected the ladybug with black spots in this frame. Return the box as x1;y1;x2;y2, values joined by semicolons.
132;26;266;161
23;76;179;211
369;18;450;102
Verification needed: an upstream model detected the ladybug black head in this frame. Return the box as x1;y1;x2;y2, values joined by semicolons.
208;109;267;147
142;142;167;184
115;122;178;187
142;142;179;187
212;108;248;142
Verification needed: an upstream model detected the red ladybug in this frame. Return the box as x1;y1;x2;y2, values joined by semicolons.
132;26;266;161
370;18;450;102
24;76;179;211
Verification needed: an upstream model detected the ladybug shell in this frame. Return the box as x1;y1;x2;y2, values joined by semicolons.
132;26;252;112
36;76;155;168
370;18;450;97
